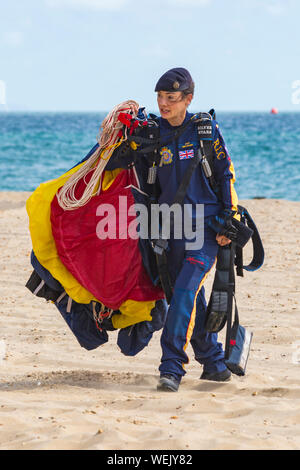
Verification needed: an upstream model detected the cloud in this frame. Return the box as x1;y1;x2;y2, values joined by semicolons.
45;0;128;10
2;31;24;47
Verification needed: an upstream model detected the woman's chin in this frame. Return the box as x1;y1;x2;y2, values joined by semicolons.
160;111;171;119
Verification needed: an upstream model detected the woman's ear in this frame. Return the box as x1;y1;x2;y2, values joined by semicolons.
185;93;193;107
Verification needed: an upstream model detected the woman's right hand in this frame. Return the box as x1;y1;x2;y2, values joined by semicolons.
216;234;231;246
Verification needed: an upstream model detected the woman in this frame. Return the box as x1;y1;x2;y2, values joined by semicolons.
153;68;239;392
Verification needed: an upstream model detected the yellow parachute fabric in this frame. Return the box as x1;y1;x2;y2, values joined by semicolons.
26;163;154;329
112;300;154;330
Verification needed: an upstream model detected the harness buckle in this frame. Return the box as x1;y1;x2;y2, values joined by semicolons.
201;154;213;178
151;238;169;256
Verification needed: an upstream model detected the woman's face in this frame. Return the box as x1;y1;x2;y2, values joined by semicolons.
157;91;193;124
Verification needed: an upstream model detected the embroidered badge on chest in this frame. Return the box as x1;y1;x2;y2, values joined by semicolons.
179;149;195;160
182;142;193;149
160;147;173;165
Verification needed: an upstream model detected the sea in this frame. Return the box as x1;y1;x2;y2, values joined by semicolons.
0;111;299;201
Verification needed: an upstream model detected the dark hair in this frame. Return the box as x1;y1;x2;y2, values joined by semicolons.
182;80;195;97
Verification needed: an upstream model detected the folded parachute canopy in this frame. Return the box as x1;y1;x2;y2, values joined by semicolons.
26;164;165;330
26;102;166;333
51;166;164;310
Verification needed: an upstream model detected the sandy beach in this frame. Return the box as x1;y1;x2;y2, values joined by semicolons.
0;191;299;451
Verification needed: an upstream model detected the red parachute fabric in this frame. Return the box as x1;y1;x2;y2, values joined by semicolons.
50;168;164;310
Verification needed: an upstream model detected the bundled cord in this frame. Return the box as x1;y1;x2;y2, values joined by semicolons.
57;100;139;211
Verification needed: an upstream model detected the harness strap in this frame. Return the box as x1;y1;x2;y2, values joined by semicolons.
33;279;45;296
225;294;240;360
25;270;64;302
224;243;236;360
56;291;67;304
195;112;221;197
171;150;200;206
237;205;265;272
66;296;72;313
198;139;219;195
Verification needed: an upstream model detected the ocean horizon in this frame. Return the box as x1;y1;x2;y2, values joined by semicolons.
0;111;299;201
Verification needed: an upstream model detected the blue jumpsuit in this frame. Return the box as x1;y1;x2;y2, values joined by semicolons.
156;112;238;381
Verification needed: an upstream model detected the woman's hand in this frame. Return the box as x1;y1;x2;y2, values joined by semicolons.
216;234;232;246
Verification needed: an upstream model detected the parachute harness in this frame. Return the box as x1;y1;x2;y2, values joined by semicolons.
92;302;114;332
57;100;140;211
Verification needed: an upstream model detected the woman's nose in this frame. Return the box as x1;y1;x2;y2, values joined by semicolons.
157;96;168;106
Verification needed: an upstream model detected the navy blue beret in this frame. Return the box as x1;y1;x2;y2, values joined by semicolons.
155;67;193;92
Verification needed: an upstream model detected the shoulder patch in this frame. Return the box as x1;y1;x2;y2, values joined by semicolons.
160;147;173;165
213;138;226;160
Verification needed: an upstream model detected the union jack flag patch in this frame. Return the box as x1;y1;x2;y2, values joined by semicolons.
179;149;194;160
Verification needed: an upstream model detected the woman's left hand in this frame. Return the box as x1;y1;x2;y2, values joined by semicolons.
216;234;232;246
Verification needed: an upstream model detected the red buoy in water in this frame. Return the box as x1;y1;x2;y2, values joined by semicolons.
271;107;278;114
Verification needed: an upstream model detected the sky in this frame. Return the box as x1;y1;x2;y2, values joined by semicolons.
0;0;300;112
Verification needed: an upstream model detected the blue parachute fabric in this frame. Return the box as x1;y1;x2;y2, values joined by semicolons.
31;251;63;292
55;294;109;351
30;251;167;355
117;299;167;356
31;251;108;349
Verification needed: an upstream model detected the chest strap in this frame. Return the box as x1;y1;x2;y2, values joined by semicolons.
194;112;219;196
